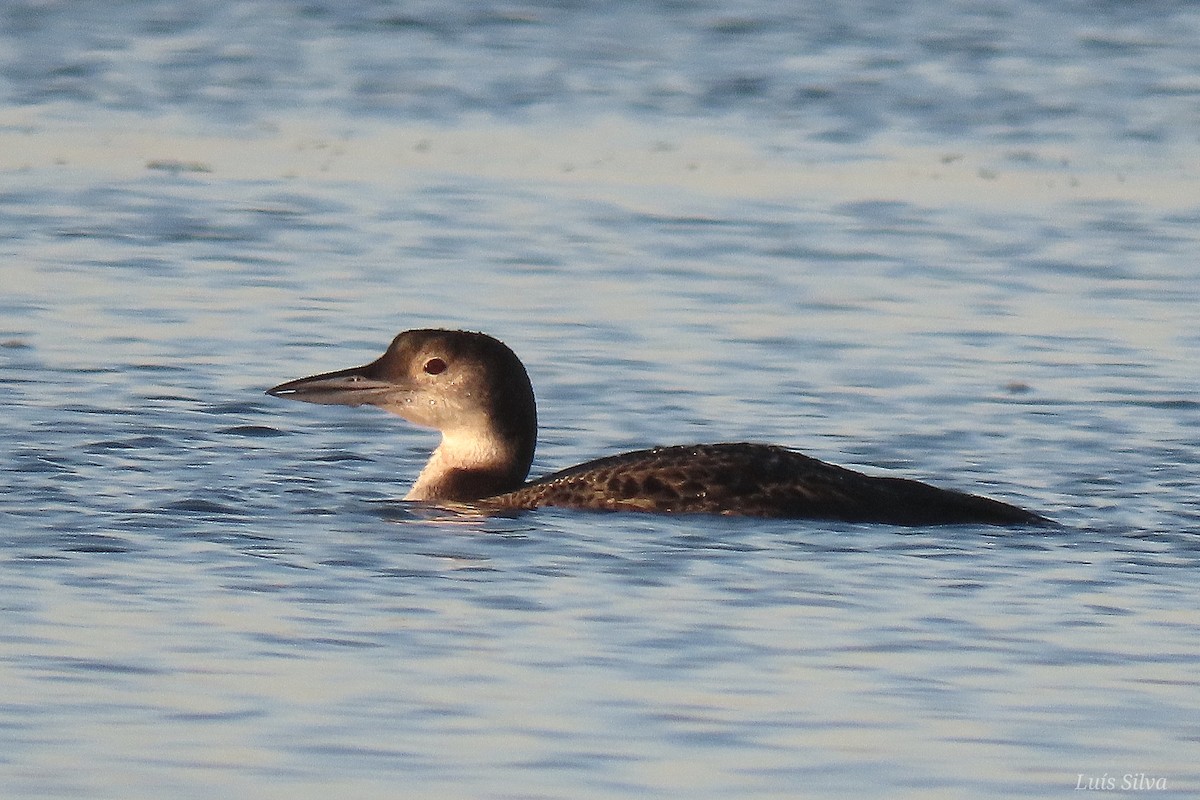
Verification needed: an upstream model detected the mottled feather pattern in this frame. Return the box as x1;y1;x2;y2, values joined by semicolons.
484;443;1045;525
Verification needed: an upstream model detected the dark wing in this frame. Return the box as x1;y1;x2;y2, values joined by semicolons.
483;443;1046;526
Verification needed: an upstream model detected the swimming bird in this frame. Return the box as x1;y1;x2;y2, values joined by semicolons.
267;329;1047;526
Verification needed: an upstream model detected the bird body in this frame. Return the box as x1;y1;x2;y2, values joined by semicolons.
483;442;1042;525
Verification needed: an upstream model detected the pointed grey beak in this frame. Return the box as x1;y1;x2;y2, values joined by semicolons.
266;364;405;407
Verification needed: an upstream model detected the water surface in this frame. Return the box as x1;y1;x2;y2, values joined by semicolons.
2;1;1199;798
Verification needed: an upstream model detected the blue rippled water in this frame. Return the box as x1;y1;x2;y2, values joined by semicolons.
2;1;1199;798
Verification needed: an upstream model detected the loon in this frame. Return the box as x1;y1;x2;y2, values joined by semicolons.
266;329;1047;526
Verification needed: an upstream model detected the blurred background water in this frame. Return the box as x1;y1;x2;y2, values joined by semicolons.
2;1;1199;798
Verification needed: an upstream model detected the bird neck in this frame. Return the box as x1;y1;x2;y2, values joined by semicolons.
406;427;533;501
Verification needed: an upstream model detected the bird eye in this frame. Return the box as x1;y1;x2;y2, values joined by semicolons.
423;357;447;375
